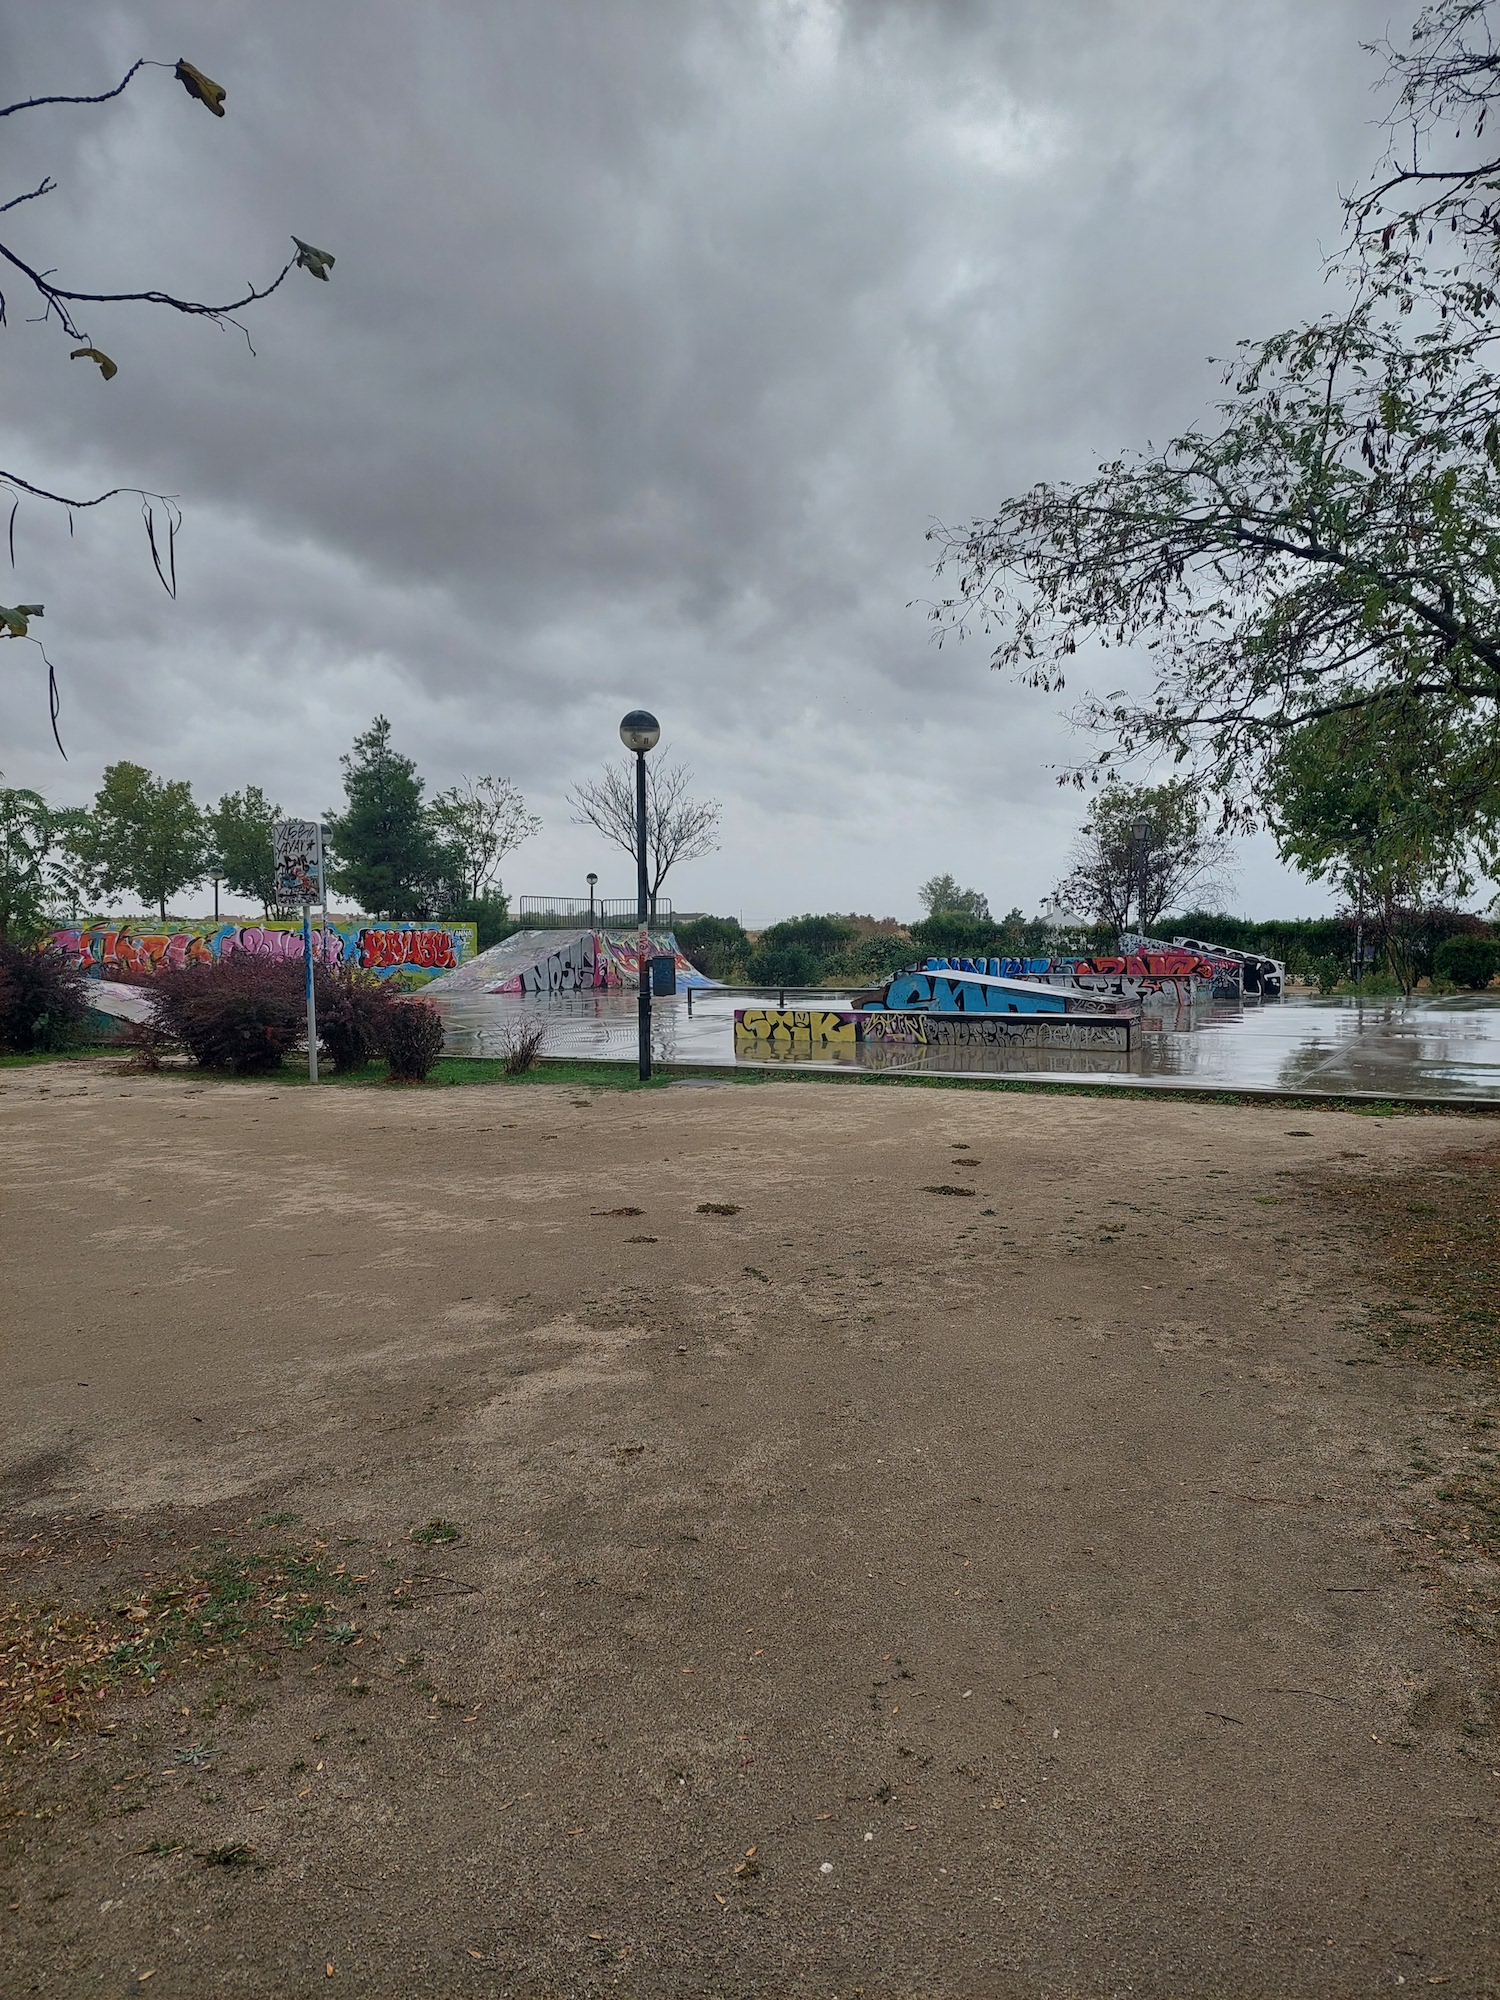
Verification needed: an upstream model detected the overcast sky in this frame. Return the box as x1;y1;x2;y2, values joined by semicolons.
1;1;1429;923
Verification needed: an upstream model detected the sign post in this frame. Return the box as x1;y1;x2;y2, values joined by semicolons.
272;819;324;1084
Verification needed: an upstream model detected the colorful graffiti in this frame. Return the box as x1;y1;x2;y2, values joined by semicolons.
48;919;478;985
734;1008;859;1048
425;929;710;998
861;1014;1131;1049
877;971;1069;1016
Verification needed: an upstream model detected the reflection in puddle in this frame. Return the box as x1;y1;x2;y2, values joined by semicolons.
426;987;1500;1100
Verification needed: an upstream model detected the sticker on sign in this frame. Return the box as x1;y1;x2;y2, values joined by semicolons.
272;820;322;906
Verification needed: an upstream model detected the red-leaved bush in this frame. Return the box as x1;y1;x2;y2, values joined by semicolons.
149;957;306;1074
0;942;90;1053
313;965;399;1073
379;997;445;1082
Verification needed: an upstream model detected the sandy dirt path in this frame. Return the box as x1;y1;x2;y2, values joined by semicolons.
1;1065;1497;1997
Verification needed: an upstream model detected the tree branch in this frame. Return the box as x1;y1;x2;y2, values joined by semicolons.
0;60;159;121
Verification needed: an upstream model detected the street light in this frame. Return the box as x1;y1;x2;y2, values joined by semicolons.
619;709;661;1079
586;871;598;927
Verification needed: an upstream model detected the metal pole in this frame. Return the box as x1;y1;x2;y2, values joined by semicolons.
635;749;651;1081
319;823;330;967
303;902;319;1084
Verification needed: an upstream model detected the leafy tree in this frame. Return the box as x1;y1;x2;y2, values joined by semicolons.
744;914;858;986
440;893;515;952
926;0;1500;840
918;874;991;921
1266;702;1491;991
428;776;540;903
676;915;749;981
324;717;461;920
71;761;208;919
0;56;333;747
568;756;721;920
0;781;86;940
1053;781;1235;932
206;786;283;916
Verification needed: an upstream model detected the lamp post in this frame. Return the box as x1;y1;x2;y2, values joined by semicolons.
587;872;598;927
1131;816;1150;939
619;709;661;1080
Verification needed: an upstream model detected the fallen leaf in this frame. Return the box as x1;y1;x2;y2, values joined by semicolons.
697;1201;740;1215
468;1949;484;1960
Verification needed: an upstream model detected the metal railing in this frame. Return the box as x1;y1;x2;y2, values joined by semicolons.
516;895;673;925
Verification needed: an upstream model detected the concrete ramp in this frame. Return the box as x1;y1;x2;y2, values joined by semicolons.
421;928;714;999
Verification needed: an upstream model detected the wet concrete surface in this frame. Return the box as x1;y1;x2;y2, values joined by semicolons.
429;988;1500;1101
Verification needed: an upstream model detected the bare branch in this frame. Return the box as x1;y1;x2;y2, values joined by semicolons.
568;755;721;917
0;179;57;217
0;59;159;121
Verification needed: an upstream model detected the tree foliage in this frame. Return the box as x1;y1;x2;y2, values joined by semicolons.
0;781;85;940
568;756;721;919
427;775;540;903
918;874;991;921
926;0;1500;857
324;717;461;920
70;761;207;919
206;786;283;916
1053;781;1235;931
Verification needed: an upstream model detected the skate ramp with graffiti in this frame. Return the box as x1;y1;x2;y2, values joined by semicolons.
421;929;715;999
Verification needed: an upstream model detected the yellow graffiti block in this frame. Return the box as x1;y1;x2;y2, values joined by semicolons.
734;1008;856;1047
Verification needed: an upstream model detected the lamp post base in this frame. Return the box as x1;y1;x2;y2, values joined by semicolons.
638;989;652;1082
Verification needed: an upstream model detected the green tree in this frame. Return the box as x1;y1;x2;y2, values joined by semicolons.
72;762;208;919
918;874;991;922
745;914;855;986
927;1;1500;833
0;782;86;940
1053;781;1235;932
428;775;540;903
206;786;282;915
324;717;461;919
1266;702;1495;991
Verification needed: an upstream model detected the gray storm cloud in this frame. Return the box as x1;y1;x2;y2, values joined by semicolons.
0;0;1403;919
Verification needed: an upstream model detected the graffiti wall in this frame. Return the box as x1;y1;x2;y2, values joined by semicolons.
861;1014;1131;1049
734;1008;859;1049
439;929;709;998
922;952;1215;1007
49;919;478;985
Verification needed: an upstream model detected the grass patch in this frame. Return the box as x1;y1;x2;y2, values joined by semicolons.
1334;1148;1500;1373
0;1535;365;1757
410;1519;461;1546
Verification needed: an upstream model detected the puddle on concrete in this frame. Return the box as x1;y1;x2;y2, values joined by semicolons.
426;988;1500;1101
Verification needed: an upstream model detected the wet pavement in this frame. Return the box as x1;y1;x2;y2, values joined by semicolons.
427;985;1500;1102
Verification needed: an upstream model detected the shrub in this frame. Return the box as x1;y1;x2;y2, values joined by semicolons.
676;915;749;981
499;1018;546;1074
314;966;397;1072
150;957;306;1074
379;997;445;1081
746;941;822;987
0;942;90;1053
1434;934;1500;990
829;933;914;981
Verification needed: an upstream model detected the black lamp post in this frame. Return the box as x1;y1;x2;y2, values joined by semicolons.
586;872;598;927
619;709;661;1079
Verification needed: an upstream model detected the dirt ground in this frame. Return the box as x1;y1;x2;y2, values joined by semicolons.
2;1063;1498;1999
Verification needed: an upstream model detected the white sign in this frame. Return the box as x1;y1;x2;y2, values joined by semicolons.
273;819;322;906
